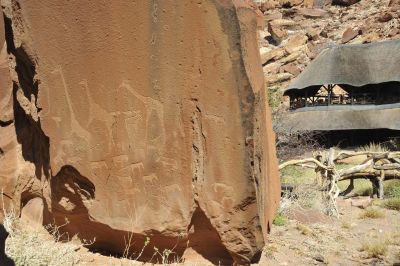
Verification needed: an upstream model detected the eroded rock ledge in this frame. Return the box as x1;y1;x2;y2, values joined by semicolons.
0;0;280;264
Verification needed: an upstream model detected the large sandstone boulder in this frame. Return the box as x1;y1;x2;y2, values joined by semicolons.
0;0;280;264
0;16;11;124
0;7;15;222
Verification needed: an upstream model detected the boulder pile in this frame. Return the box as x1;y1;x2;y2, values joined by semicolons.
258;0;400;90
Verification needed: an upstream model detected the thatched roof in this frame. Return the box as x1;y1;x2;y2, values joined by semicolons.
284;39;400;96
282;104;400;131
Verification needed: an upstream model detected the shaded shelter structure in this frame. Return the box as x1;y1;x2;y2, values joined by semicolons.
283;40;400;134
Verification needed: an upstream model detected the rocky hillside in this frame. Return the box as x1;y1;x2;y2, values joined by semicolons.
257;0;400;99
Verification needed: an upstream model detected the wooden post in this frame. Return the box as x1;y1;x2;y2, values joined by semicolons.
305;90;308;107
377;87;380;104
290;96;293;109
351;130;354;146
372;177;379;199
350;89;354;105
327;84;332;105
378;170;385;199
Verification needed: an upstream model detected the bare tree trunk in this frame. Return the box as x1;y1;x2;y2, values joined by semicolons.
278;149;400;216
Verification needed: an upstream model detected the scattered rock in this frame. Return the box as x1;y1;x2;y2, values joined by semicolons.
281;50;303;63
280;0;304;8
337;196;373;209
351;197;373;209
377;12;393;22
268;23;288;44
21;198;45;230
258;0;400;113
281;63;301;75
305;41;327;58
388;0;400;7
341;28;359;43
265;72;293;85
320;30;328;38
259;30;270;40
261;47;287;64
270;19;297;28
361;32;381;43
288;209;333;224
263;62;282;74
260;0;280;12
313;254;326;263
306;27;321;40
388;27;400;37
297;8;330;18
283;33;308;53
264;12;283;21
332;0;361;6
304;0;316;8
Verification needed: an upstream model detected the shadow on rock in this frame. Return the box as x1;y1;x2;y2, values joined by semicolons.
48;165;187;262
0;224;15;266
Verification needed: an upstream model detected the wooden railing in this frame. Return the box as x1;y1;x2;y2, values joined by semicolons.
289;93;400;110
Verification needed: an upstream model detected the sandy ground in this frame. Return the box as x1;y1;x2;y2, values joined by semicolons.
73;201;400;265
5;196;399;265
260;204;400;266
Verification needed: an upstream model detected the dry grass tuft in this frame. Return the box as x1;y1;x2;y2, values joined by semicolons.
279;184;328;217
341;221;352;229
383;198;400;211
264;243;278;258
358;207;385;219
4;210;82;266
360;239;388;258
388;231;400;246
296;223;312;236
358;142;388;153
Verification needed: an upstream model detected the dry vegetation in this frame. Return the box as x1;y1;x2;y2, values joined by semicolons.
361;239;389;258
296;223;313;236
3;210;81;266
266;145;400;265
358;207;385;219
1;209;198;266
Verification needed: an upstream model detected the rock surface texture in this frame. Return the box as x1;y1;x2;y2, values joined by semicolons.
0;0;280;264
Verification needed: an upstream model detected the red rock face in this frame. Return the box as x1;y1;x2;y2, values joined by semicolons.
0;11;16;220
0;0;280;264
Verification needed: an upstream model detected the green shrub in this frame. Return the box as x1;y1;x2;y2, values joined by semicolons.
267;86;283;112
383;198;400;211
384;180;400;198
273;214;287;226
338;179;373;196
280;165;316;185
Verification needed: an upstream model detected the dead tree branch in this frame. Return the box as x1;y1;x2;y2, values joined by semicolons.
279;149;400;217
